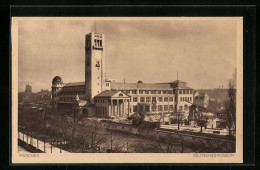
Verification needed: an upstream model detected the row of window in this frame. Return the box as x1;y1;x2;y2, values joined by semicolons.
179;105;189;111
122;90;173;95
60;96;85;101
180;97;192;102
132;105;174;113
95;99;105;103
96;106;107;115
179;89;193;94
131;97;175;103
121;89;193;95
59;91;85;95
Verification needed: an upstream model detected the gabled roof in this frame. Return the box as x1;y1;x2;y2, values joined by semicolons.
171;80;187;83
110;82;173;90
95;90;130;98
64;81;85;87
173;86;193;90
194;93;208;100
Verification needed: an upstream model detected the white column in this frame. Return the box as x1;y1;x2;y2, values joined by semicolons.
111;99;113;116
117;99;119;116
128;99;130;116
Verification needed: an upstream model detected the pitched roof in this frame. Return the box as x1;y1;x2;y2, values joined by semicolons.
64;82;85;87
110;82;173;90
95;90;129;98
172;80;187;83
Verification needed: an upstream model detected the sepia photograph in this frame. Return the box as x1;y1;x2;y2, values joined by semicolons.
11;17;243;163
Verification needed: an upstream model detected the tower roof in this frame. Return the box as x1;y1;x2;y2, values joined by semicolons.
52;76;62;83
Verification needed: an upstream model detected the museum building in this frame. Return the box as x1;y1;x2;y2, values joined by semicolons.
51;32;194;118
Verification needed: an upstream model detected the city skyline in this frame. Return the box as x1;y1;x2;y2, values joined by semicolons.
18;18;238;92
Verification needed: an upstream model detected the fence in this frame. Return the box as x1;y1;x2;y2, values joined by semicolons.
18;131;69;153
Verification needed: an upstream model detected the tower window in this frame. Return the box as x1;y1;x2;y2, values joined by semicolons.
100;40;102;46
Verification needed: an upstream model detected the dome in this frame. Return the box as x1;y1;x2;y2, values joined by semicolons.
52;76;62;83
137;80;143;84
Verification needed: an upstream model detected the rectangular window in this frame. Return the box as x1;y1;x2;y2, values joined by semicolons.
158;91;161;94
164;105;168;111
180;97;182;102
158;105;163;111
163;91;167;94
140;97;145;102
168;91;172;94
190;97;192;101
179;90;182;94
151;90;156;94
169;105;174;111
145;105;150;112
133;105;137;112
126;90;130;94
183;90;186;94
152;105;156;112
169;97;173;102
159;97;163;102
132;90;137;94
164;97;168;102
175;97;177;102
146;97;151;102
145;90;149;94
133;97;138;102
152;97;156;102
139;90;143;94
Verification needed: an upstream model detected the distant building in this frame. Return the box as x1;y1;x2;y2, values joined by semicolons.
52;32;195;117
194;93;209;108
35;89;52;102
19;84;33;103
193;90;199;98
25;84;32;95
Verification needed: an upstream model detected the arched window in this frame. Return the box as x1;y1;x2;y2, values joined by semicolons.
184;104;188;110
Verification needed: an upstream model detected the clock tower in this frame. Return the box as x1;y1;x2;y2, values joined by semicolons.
85;32;105;104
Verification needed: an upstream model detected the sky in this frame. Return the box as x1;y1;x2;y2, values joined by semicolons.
17;18;239;92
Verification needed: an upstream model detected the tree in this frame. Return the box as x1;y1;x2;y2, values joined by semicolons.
221;70;236;135
39;104;49;152
196;110;208;132
174;110;184;130
67;106;84;152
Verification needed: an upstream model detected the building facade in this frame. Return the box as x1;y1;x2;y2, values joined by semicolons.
52;32;194;118
194;93;209;108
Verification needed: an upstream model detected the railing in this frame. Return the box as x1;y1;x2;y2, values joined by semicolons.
18;131;69;153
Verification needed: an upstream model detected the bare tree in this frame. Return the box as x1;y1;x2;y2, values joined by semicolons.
174;110;184;130
38;104;51;152
195;110;208;133
66;107;84;152
221;69;236;135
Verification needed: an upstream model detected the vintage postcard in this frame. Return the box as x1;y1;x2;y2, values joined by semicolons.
11;17;243;164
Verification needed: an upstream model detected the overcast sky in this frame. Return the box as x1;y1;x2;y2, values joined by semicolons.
17;18;238;92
